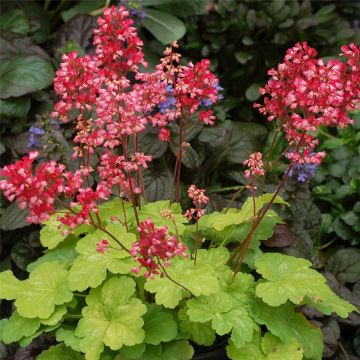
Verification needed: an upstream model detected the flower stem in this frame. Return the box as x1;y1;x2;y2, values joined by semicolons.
194;219;199;264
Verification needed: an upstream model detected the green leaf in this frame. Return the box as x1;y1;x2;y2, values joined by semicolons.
0;55;54;99
235;51;252;64
138;341;194;360
2;1;50;43
0;311;40;344
219;270;256;306
326;248;360;284
137;200;187;235
41;305;67;326
56;326;81;352
145;258;219;308
261;333;303;360
61;0;106;22
245;83;261;101
38;344;83;360
0;97;30;118
196;247;229;273
227;332;265;360
187;292;258;348
251;300;323;360
75;276;147;359
225;122;268;164
27;236;78;272
142;9;186;44
40;212;93;249
68;225;136;291
0;9;30;35
0;261;73;319
255;253;356;317
143;304;177;345
143;167;173;202
98;198;132;225
227;332;304;360
178;308;215;346
117;343;146;359
0;201;29;231
146;0;208;17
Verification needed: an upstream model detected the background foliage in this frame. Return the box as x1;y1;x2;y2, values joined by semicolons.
0;0;359;359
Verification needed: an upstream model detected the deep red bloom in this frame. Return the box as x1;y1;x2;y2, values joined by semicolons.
130;219;188;278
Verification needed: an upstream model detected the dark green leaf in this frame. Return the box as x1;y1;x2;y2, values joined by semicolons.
0;202;29;231
234;51;252;64
142;0;208;16
56;15;97;54
245;83;261;101
61;0;106;22
326;248;360;284
142;9;186;44
0;97;30;118
2;1;49;43
143;167;173;202
0;31;50;61
0;55;54;99
0;9;30;35
225;122;268;164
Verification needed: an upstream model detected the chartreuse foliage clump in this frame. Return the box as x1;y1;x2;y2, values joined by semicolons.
0;197;356;360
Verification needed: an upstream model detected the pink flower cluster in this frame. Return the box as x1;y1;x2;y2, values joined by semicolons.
243;152;265;179
96;239;109;254
255;42;360;165
184;185;209;221
0;151;109;226
130;219;188;278
0;6;221;230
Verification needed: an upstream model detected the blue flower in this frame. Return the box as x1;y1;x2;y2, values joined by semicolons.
28;126;45;149
215;83;224;100
289;163;317;182
199;98;213;107
159;96;176;114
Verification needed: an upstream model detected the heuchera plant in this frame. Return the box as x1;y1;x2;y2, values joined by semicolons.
0;7;359;360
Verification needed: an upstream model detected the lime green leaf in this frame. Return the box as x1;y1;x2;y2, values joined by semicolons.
40;213;93;249
56;326;81;352
38;343;83;360
98;198;132;224
145;258;219;308
178;308;215;346
142;9;186;44
41;305;67;326
143;304;177;345
227;332;265;360
19;324;62;347
251;300;323;360
159;340;194;360
262;333;303;360
0;311;40;344
76;277;147;359
187;293;233;323
68;225;136;291
196;247;229;273
187;293;258;348
27;237;78;272
219;270;256;306
1;262;72;319
0;270;21;299
137;200;187;235
255;253;356;317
